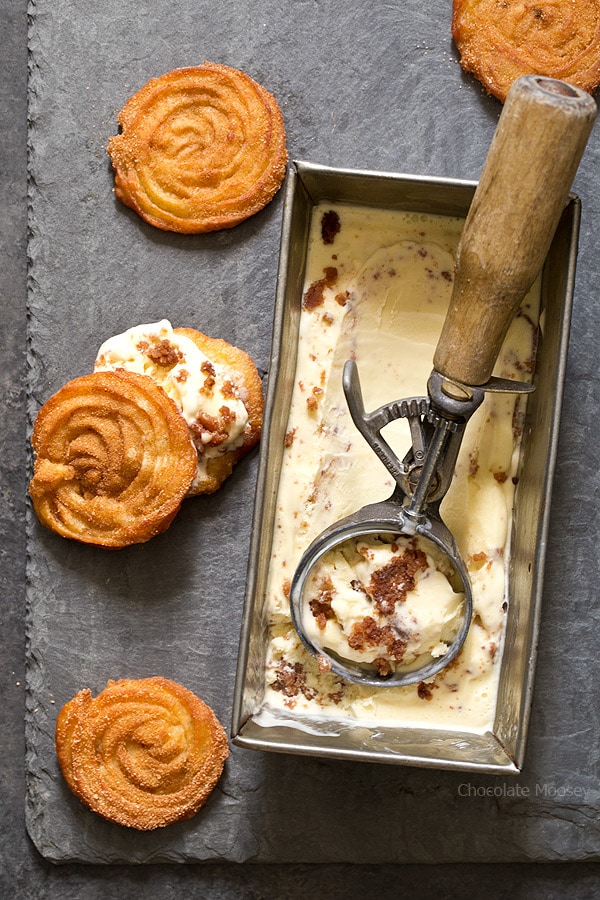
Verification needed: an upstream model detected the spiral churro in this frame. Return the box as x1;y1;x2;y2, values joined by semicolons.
107;63;288;232
29;370;197;547
55;677;229;830
452;1;600;101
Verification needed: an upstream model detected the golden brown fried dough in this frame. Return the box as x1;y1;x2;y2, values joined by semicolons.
29;370;197;547
55;677;229;830
107;63;288;232
452;0;600;101
174;327;264;495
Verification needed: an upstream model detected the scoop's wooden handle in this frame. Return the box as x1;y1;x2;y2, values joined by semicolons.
433;76;596;386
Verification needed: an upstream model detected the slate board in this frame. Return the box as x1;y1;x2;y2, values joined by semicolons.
26;0;600;864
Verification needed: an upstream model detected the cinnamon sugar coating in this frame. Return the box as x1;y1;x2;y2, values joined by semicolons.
107;63;288;232
29;370;197;547
452;0;600;101
55;677;229;830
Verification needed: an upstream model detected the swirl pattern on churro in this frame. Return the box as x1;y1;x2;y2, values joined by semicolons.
55;677;229;830
452;0;600;101
29;370;197;547
107;63;288;233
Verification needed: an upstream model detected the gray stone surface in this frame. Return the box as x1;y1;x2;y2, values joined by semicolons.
3;0;600;891
24;0;600;868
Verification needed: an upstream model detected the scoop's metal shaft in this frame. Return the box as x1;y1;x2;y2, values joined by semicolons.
290;75;597;687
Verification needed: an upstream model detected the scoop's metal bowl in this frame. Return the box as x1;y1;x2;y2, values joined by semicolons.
289;512;473;687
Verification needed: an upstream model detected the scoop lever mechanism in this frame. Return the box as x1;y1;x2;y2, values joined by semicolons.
343;362;535;529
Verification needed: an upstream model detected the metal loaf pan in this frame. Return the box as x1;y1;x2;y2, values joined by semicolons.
232;160;579;774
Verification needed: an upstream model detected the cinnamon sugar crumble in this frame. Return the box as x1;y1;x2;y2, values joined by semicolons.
271;661;317;703
469;451;479;477
470;551;488;566
200;360;216;391
219;405;237;426
317;654;332;674
321;209;341;245
348;617;409;671
368;547;428;616
417;681;436;701
308;578;336;630
373;658;392;677
327;689;344;704
191;412;230;447
302;267;338;311
306;386;323;411
145;339;183;367
222;379;239;399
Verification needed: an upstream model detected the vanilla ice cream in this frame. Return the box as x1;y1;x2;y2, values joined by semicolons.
258;202;539;733
301;533;464;676
94;319;250;488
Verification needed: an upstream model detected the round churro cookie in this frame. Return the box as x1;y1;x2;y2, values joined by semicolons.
29;370;197;547
107;63;288;232
55;677;229;830
452;0;600;101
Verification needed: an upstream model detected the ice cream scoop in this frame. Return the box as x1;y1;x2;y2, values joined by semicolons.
290;75;597;687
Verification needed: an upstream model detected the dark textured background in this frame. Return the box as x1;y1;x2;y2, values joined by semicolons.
3;0;600;893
